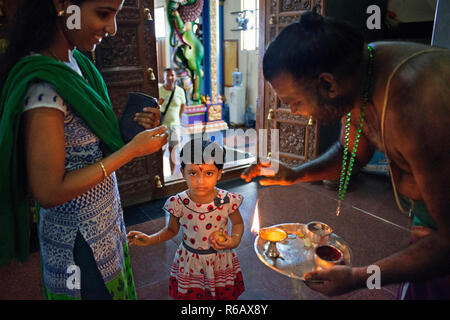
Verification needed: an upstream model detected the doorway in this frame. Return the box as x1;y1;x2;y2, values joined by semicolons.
154;0;256;188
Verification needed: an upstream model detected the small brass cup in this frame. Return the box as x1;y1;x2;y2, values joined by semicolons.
259;227;287;258
306;221;333;245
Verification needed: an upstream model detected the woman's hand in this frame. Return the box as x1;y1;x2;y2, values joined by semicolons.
125;125;168;159
134;106;161;129
240;159;299;186
127;231;151;246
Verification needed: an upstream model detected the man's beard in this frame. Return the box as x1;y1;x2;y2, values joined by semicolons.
312;87;355;124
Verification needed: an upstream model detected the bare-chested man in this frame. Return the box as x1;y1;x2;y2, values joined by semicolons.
241;11;450;299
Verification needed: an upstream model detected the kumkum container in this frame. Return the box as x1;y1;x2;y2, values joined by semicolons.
314;244;344;269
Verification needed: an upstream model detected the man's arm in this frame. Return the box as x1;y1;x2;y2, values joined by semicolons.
179;103;185;117
306;63;450;296
372;67;450;284
242;115;375;185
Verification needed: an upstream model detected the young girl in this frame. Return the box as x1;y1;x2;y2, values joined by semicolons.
128;139;245;300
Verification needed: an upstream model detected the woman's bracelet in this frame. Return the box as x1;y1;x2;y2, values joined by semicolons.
231;233;242;238
98;160;108;179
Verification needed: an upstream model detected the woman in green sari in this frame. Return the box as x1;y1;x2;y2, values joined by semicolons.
0;0;167;299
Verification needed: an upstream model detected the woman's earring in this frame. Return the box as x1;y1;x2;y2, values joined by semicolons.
308;116;313;126
57;10;64;17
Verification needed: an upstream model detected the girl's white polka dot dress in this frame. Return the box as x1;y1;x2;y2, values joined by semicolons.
164;189;245;300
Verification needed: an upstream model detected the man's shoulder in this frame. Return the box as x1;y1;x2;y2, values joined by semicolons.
175;86;186;100
175;85;185;93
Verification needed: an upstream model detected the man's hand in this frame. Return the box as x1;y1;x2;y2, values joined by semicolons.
304;266;362;296
240;159;299;186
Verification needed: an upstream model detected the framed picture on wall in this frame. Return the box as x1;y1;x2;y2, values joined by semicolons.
223;40;238;87
206;103;223;122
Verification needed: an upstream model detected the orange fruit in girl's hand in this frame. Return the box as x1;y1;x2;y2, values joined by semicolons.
210;231;226;243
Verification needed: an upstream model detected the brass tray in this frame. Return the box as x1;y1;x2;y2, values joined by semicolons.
254;223;352;280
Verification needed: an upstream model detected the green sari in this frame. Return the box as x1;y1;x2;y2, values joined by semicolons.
0;50;136;299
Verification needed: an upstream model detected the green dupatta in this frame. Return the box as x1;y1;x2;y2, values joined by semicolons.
0;50;124;266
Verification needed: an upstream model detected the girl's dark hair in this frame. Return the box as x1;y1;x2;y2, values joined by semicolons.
0;0;85;88
180;139;226;171
263;11;364;82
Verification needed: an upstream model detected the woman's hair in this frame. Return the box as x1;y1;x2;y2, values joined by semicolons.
263;11;364;83
0;0;86;88
180;139;226;171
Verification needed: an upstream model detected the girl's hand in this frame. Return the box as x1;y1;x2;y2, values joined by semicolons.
126;125;168;159
127;231;151;246
134;106;161;129
209;231;236;251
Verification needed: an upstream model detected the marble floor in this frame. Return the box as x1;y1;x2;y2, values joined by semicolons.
0;173;412;300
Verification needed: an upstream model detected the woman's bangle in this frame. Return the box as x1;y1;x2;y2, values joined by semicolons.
231;233;241;238
98;160;108;179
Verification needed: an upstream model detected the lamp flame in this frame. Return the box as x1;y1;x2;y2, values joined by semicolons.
251;200;260;235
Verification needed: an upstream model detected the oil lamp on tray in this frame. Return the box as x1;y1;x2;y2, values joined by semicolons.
251;201;287;258
251;200;353;283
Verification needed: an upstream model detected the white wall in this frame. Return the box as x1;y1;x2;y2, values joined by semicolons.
154;0;171;75
223;0;259;114
153;0;259;111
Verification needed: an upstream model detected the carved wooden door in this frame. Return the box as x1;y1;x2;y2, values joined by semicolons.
95;0;164;207
257;0;324;166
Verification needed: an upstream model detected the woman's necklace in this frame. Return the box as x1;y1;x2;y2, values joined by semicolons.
336;45;374;216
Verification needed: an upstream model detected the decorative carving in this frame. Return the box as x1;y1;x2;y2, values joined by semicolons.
117;7;140;21
261;0;325;170
116;157;149;181
101;26;139;67
308;125;317;159
102;70;144;86
94;0;162;206
280;0;311;12
118;179;152;197
124;0;138;8
269;27;277;41
279;100;290;109
108;85;142;117
280;155;304;167
279;122;306;156
276;110;307;123
270;0;277;13
278;15;302;25
269;89;276;109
